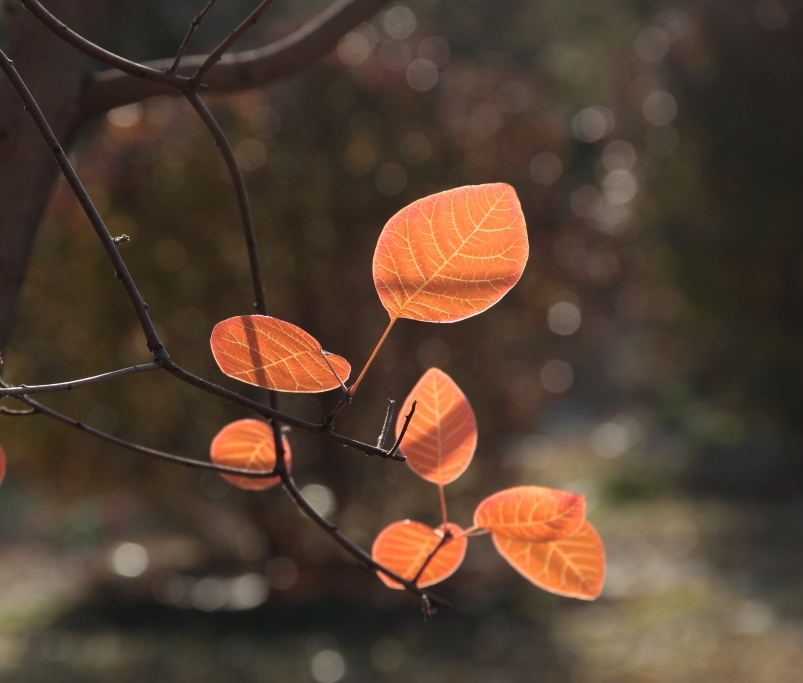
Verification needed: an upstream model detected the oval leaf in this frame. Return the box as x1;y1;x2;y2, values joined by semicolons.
372;520;467;589
373;183;528;323
209;419;290;490
492;521;605;599
474;485;586;541
397;368;477;485
210;315;350;393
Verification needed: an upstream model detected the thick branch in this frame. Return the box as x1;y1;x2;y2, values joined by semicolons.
0;361;161;397
82;0;390;119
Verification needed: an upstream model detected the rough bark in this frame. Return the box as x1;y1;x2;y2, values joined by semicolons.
0;0;109;353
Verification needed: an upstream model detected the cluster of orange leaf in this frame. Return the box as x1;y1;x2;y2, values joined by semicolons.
207;183;606;600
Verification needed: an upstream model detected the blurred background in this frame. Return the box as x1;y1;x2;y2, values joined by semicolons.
2;0;803;680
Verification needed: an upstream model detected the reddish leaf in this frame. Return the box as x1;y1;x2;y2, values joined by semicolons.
372;520;467;589
209;419;290;490
210;315;350;393
492;521;606;599
0;445;5;487
474;486;586;541
397;368;476;485
373;183;528;323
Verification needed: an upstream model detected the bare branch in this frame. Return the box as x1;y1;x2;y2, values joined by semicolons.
7;390;279;479
376;399;395;448
168;0;220;75
19;0;189;89
185;91;268;315
82;0;390;119
386;400;416;458
0;50;167;359
189;0;279;88
413;527;452;584
0;406;38;416
0;361;162;397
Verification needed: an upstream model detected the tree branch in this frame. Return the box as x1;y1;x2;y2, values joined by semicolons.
82;0;390;120
0;361;162;397
168;0;220;75
189;0;279;88
185;91;268;316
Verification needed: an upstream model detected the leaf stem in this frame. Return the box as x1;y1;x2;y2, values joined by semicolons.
349;315;398;396
438;483;448;526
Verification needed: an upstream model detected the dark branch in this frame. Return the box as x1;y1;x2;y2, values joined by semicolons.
185;92;268;316
0;50;168;359
413;527;453;584
20;0;189;89
376;399;395;448
0;361;162;397
168;0;220;75
8;390;279;479
189;0;279;88
387;400;416;458
82;0;391;119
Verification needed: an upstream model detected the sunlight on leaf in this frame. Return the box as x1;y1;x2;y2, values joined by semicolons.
492;520;606;599
474;485;586;541
210;315;350;393
373;183;528;323
209;419;289;490
397;367;476;485
372;520;467;589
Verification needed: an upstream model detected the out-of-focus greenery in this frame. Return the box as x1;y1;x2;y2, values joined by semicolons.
1;0;803;680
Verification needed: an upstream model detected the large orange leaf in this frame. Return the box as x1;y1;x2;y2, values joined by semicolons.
372;520;467;589
397;368;477;485
373;183;528;323
474;486;586;541
210;315;350;392
492;521;605;599
209;419;290;490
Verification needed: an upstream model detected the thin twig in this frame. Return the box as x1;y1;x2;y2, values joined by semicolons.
0;406;38;416
376;399;395;448
20;0;189;89
83;0;392;118
162;360;405;460
270;425;451;610
189;0;279;88
184;91;268;315
413;527;453;584
0;361;162;397
8;391;280;479
0;50;168;359
168;0;220;74
386;400;416;458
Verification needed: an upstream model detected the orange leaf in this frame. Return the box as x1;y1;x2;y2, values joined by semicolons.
371;520;467;589
209;419;290;490
0;445;5;487
373;183;528;323
492;520;605;599
474;486;586;541
397;368;477;485
210;315;350;393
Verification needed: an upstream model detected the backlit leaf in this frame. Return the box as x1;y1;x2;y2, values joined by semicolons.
492;521;605;599
373;183;528;323
0;445;5;487
209;419;290;490
474;485;586;541
397;368;477;485
210;315;350;393
372;520;467;589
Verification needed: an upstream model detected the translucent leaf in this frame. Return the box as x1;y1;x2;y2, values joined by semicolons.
397;367;477;485
373;183;528;323
474;485;586;541
371;520;467;589
492;521;606;599
210;315;350;393
209;419;290;490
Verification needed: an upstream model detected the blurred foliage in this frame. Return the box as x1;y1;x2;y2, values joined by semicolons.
1;0;803;679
